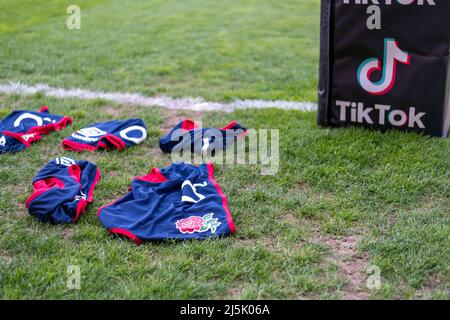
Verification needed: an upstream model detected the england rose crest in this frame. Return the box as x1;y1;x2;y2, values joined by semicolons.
175;213;221;234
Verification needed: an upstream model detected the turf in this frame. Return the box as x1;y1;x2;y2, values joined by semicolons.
0;1;449;300
0;93;448;299
0;0;318;102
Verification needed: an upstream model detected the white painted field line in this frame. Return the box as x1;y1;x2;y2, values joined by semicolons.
0;82;317;112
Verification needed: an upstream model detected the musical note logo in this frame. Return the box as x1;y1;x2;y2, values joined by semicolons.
357;38;411;95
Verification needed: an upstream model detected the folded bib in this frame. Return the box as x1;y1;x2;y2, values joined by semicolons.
26;157;101;224
98;162;236;244
159;119;247;154
0;106;72;154
62;119;147;151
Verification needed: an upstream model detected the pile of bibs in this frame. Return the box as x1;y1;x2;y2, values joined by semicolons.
1;106;246;245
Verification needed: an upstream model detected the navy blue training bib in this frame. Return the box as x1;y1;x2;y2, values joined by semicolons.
159;119;247;154
0;106;72;154
62;119;147;151
98;162;236;244
26;157;101;224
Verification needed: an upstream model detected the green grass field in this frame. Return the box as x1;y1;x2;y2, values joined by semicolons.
0;1;449;300
0;0;318;101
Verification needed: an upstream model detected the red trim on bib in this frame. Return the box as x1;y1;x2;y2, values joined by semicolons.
87;169;101;202
206;162;236;234
2;131;34;148
134;167;169;183
100;134;126;150
68;164;81;183
39;106;49;113
73;168;101;222
62;139;98;152
181;119;199;131
221;121;248;139
73;198;88;222
25;177;66;208
220;121;238;130
25;116;72;136
109;228;143;245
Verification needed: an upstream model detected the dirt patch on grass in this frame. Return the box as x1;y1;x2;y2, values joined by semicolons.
161;109;181;132
289;183;313;194
149;146;165;160
243;183;257;191
101;104;144;118
287;182;335;201
0;252;13;265
60;228;75;239
283;213;299;225
14;208;28;219
103;106;123;117
418;195;448;209
424;273;445;289
160;109;205;132
323;235;370;300
234;238;255;246
227;284;245;299
415;273;448;298
308;224;370;299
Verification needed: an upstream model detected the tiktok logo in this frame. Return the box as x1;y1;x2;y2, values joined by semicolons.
357;38;411;95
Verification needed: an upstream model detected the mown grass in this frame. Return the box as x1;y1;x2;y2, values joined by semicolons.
0;0;449;300
0;0;319;101
0;93;448;299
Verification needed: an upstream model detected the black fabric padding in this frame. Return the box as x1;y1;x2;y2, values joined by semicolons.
317;0;333;126
317;1;450;137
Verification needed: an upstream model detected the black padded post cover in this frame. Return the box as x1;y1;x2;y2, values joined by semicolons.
318;0;450;137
